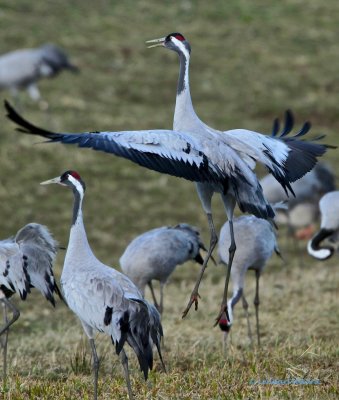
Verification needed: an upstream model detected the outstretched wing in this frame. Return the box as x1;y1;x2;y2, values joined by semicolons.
5;101;227;185
223;110;332;195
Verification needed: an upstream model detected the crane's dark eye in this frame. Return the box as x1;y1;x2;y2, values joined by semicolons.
166;32;186;42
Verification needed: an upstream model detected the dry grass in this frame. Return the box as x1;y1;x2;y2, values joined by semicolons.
0;0;338;399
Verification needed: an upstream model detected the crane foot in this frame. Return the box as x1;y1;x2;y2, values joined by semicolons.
182;292;201;318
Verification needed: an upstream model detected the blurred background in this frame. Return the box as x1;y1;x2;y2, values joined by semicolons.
0;1;338;398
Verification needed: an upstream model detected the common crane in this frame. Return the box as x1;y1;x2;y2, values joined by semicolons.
4;79;330;325
0;44;78;102
261;162;336;240
147;32;331;321
0;223;60;380
217;216;280;346
307;191;339;260
120;223;207;315
40;170;165;400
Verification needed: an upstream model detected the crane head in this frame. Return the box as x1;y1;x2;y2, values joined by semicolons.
40;170;86;191
218;310;232;333
146;32;191;55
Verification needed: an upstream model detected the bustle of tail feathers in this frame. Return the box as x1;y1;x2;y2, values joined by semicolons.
269;110;335;195
115;298;164;380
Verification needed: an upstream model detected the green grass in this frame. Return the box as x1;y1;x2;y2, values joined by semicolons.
0;0;338;399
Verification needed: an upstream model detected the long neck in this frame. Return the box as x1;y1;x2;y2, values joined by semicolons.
173;51;200;130
67;188;93;259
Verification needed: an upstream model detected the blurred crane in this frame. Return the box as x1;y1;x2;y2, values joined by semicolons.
40;170;165;400
120;223;207;315
0;223;60;380
146;32;330;322
0;44;78;105
261;162;336;240
308;191;339;260
217;216;280;346
5;57;331;326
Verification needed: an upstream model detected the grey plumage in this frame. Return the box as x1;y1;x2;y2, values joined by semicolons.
147;32;329;322
0;222;60;380
261;162;336;233
307;191;339;260
120;223;205;314
40;170;165;400
217;216;279;346
0;44;78;101
4;33;330;324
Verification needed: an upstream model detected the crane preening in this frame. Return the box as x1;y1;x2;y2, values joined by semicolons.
307;191;339;260
4;62;332;326
40;170;165;400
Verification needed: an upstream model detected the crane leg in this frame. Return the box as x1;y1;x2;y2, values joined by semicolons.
182;212;218;318
242;294;253;345
1;301;10;385
0;298;20;336
254;271;261;346
89;338;100;400
120;348;133;400
148;282;161;313
214;219;236;326
159;283;165;315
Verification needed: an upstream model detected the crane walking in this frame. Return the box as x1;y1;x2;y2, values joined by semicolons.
0;223;60;380
307;191;339;260
120;223;207;314
147;32;331;321
5;64;330;325
0;44;78;103
217;216;280;346
40;170;165;400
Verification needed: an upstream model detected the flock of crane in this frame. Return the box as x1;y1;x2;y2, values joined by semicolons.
0;33;337;399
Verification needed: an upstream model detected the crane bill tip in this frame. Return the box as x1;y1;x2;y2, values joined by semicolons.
40;177;61;185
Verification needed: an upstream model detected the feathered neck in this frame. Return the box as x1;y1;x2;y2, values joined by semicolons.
173;51;200;130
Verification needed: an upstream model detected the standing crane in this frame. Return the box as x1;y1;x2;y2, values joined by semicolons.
40;170;165;400
0;44;78;103
146;32;331;321
261;162;336;240
120;223;207;315
307;191;339;260
217;216;280;346
0;223;60;380
4;71;330;325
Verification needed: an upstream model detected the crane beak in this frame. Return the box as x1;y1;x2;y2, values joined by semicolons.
40;176;62;185
146;37;165;48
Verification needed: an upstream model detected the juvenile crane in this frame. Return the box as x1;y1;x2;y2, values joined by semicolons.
5;71;330;325
147;32;330;321
120;223;207;314
0;44;78;102
261;162;336;240
40;170;165;400
217;216;280;346
0;223;60;379
307;191;339;260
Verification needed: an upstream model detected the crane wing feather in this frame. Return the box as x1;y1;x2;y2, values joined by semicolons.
5;101;226;184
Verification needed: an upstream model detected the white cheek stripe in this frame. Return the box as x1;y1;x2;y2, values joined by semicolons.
68;175;84;195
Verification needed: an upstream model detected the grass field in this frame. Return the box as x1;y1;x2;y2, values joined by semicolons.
0;1;338;399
